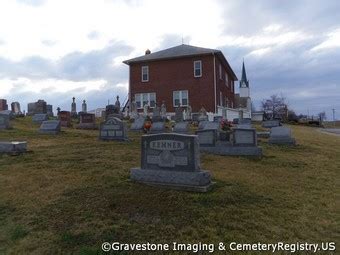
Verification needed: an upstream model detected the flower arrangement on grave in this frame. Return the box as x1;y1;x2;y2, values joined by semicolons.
220;119;233;131
144;117;152;132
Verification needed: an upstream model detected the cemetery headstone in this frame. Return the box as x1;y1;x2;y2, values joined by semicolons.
77;113;96;129
99;117;128;141
262;119;280;128
0;114;10;129
0;141;27;154
268;126;296;145
239;118;251;125
11;102;21;115
198;107;208;121
152;104;162;122
195;129;217;147
186;105;192;121
130;116;145;131
174;107;183;122
71;97;77;118
198;127;262;156
143;103;149;117
213;116;223;123
58;111;71;127
39;120;61;134
160;101;167;120
150;122;166;134
233;128;257;147
130;133;213;192
130;98;138;119
82;100;87;113
32;113;48;124
173;122;189;134
46;104;53;117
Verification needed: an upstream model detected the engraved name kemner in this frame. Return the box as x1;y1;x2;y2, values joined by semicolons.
150;140;184;151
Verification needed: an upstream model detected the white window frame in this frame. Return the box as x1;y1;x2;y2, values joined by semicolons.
135;92;156;109
225;72;229;86
141;66;149;82
194;60;202;78
173;90;189;107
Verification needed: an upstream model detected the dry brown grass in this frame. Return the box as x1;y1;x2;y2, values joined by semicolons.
0;118;339;254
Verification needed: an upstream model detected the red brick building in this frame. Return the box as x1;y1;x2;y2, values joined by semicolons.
123;44;238;113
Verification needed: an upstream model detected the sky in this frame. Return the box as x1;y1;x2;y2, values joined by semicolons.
0;0;339;120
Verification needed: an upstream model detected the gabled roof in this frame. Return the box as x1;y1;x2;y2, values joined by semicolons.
123;44;238;80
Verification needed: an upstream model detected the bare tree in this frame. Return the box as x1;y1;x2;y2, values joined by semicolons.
318;111;327;122
261;94;288;120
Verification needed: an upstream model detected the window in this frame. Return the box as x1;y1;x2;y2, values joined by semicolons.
225;72;229;86
219;64;222;79
219;91;223;106
225;96;229;107
231;80;234;92
141;66;149;82
173;90;188;107
135;93;156;108
194;61;202;77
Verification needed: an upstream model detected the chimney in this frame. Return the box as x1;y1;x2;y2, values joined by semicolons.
145;49;151;55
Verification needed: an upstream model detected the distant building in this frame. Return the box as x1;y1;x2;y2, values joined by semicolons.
123;44;238;113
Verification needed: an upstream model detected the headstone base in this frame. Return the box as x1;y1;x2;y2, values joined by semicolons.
257;131;270;138
268;138;296;145
130;168;213;192
0;141;27;154
76;123;97;129
39;130;60;135
200;142;262;157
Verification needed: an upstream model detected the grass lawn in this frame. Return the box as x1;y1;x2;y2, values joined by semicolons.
0;117;339;254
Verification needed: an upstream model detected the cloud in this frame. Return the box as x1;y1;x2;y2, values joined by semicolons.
87;31;100;40
16;0;46;7
41;39;57;47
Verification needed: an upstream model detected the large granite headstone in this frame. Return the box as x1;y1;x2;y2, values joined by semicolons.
0;114;10;129
195;129;217;147
262;120;280;128
39;120;61;134
173;122;189;134
130;133;213;192
233;128;257;147
58;111;71;127
149;122;166;134
32;113;48;124
198;128;262;157
0;141;27;154
99;117;128;141
77;113;96;129
46;104;53;117
268;126;296;145
130;116;145;131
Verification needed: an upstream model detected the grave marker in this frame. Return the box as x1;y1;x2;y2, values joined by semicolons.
99;117;128;141
130;133;213;192
39;120;61;134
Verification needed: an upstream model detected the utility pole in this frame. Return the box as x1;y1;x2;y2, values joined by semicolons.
332;108;335;126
